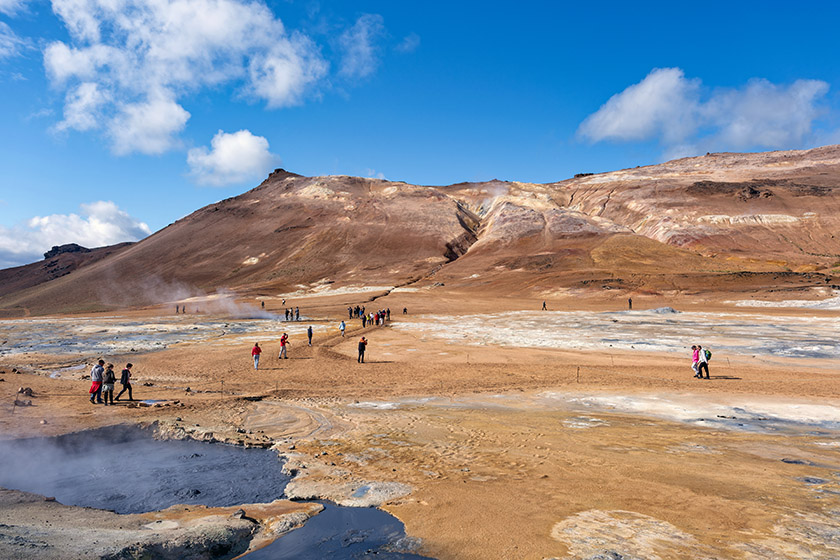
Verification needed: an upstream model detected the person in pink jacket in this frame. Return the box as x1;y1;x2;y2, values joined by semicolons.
691;345;700;378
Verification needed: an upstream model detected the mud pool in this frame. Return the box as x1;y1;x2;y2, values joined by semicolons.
0;425;289;513
0;426;430;559
244;502;429;559
394;308;840;361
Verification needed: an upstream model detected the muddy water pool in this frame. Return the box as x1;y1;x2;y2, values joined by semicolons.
0;426;431;558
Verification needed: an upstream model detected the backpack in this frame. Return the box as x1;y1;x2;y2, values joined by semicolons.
704;349;712;361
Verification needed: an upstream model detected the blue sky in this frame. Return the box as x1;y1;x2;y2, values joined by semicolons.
1;0;839;267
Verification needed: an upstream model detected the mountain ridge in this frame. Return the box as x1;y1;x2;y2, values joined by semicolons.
1;145;839;316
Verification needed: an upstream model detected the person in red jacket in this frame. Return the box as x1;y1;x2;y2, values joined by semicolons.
252;342;262;369
279;333;289;359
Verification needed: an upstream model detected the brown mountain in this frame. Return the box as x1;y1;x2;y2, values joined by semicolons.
1;147;839;316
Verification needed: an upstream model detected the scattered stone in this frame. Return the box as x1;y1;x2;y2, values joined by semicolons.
288;444;296;450
143;382;154;387
230;509;246;519
44;496;56;502
175;417;182;422
0;378;4;382
18;387;34;396
40;419;48;425
185;387;191;392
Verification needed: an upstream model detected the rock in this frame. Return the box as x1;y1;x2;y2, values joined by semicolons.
185;387;191;392
231;509;246;519
175;417;182;422
143;382;154;387
18;387;33;396
43;243;91;259
40;419;48;425
288;444;296;450
44;496;56;502
0;379;4;382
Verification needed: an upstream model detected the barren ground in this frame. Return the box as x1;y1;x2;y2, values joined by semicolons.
2;290;840;559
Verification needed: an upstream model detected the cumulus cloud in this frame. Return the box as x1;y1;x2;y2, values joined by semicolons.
187;129;279;186
578;67;833;156
338;13;385;79
44;0;330;154
0;21;26;59
0;201;152;268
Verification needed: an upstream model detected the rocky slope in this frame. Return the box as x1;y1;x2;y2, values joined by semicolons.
1;146;839;315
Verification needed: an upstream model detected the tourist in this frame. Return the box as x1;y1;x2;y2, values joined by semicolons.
261;301;265;309
691;345;700;378
361;314;367;328
285;308;290;321
628;298;633;310
542;301;547;310
102;363;116;405
115;363;134;401
89;359;105;404
697;345;710;379
175;305;179;314
403;307;407;315
307;326;313;346
358;336;367;363
252;342;262;369
295;307;300;321
279;333;289;359
348;306;353;319
386;308;391;321
339;320;346;337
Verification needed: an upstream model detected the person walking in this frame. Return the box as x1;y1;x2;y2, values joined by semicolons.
358;336;367;363
279;333;289;359
252;342;262;369
307;326;313;346
89;359;105;404
102;363;116;405
697;345;710;379
403;307;407;315
339;321;346;337
295;307;300;321
628;297;633;310
542;301;547;310
691;345;700;378
115;363;134;401
361;314;367;328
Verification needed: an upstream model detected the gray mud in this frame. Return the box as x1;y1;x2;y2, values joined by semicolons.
245;501;431;559
0;425;289;514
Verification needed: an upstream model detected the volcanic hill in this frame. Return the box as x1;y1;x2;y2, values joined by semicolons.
1;146;839;316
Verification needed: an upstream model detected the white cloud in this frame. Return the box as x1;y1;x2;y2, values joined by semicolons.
0;0;27;16
187;129;279;186
109;93;190;155
0;21;26;59
338;13;384;79
704;78;829;149
578;68;700;144
0;201;152;268
395;32;420;54
44;0;330;154
55;82;108;132
578;67;833;156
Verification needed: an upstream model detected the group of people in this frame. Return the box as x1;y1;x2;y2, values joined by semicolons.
361;308;390;328
89;359;134;404
284;307;300;321
691;345;711;379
